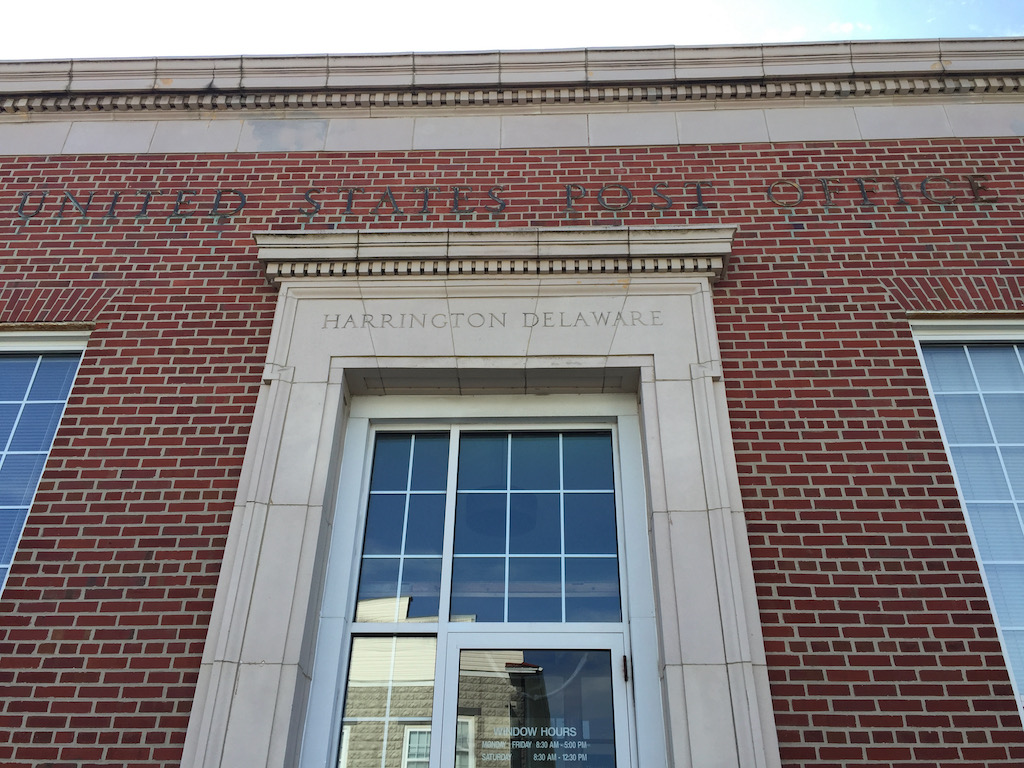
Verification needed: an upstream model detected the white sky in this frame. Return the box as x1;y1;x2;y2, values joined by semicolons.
4;0;1024;61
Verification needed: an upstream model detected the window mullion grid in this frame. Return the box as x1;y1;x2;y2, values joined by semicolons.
0;356;42;470
437;429;459;628
391;436;417;625
378;635;400;768
959;346;1024;715
0;356;44;586
559;433;566;622
1009;346;1024;541
503;433;511;623
964;347;1022;508
428;429;460;768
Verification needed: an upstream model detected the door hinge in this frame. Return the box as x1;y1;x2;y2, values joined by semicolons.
622;655;630;682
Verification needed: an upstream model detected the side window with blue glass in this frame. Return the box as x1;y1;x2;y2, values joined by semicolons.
922;343;1024;713
0;353;81;591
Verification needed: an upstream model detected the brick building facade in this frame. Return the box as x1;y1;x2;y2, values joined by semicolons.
2;39;1024;768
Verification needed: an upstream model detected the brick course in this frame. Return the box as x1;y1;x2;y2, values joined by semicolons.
1;138;1023;766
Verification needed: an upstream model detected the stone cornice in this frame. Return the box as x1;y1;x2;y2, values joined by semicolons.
256;227;735;285
2;38;1023;115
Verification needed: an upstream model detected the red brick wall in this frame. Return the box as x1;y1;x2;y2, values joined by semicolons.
0;139;1022;766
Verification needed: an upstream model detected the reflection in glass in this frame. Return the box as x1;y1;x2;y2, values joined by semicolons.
511;434;559;490
562;434;613;491
370;434;416;492
563;494;616;555
406;495;446;556
363;496;406;555
412;434;451;491
339;637;436;768
456;649;615;768
509;494;560;554
454;494;507;554
458;434;508;490
508;558;561;622
565;560;621;622
451;558;505;622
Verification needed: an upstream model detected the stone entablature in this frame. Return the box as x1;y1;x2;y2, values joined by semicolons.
2;39;1023;156
257;228;734;284
1;38;1023;114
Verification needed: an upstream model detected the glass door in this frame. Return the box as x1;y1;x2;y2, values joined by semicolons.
440;633;632;768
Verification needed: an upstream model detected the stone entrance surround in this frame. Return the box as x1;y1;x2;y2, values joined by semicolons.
182;226;781;768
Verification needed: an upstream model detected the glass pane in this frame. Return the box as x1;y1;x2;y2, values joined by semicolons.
356;558;402;622
509;493;560;555
458;434;508;490
1001;447;1024;499
562;433;613;491
0;357;37;400
508;558;561;622
372;434;414;492
341;637;436;768
363;495;407;555
27;356;79;400
457;649;615;768
970;347;1024;391
949;446;1009;500
0;404;19;448
967;504;1024;561
412;434;450;491
565;560;621;622
563;494;617;555
1001;630;1024;695
987;394;1024;444
511;434;559;490
455;720;472;768
0;507;29;563
401;558;442;621
935;394;991;443
9;402;65;452
406;495;446;556
0;454;48;506
922;346;975;391
986;564;1024;627
454;493;507;554
451;557;504;622
406;728;431;767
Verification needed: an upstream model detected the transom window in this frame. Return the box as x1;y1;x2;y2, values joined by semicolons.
338;426;632;768
355;431;620;625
